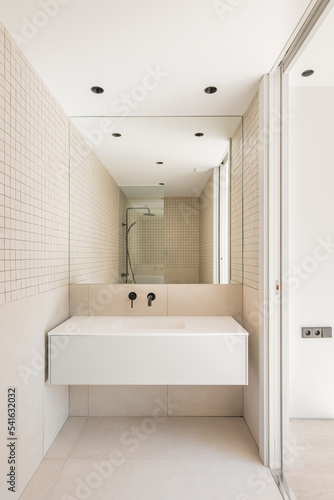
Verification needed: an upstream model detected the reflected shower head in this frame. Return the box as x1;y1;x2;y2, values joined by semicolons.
143;208;155;216
143;212;155;216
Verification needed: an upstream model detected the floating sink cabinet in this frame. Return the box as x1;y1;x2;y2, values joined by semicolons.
48;316;248;385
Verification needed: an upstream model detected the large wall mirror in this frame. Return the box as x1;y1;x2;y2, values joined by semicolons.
69;116;243;285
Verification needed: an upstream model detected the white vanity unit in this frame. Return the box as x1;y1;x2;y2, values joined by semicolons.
48;316;248;385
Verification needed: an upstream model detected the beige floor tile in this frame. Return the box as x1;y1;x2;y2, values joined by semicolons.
48;458;282;500
19;459;65;500
285;472;334;500
69;417;258;460
288;449;334;474
286;419;334;500
45;417;87;459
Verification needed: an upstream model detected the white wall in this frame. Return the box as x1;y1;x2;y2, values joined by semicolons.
289;86;334;418
0;287;69;499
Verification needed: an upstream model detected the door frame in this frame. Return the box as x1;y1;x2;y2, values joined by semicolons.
261;0;334;481
219;149;230;284
258;67;282;468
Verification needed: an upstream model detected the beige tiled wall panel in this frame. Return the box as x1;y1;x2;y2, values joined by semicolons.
164;267;199;284
168;386;243;416
164;197;199;271
88;386;167;417
69;385;242;417
230;121;243;284
70;283;242;320
243;91;259;290
88;283;168;316
167;284;242;321
0;24;69;304
70;123;119;284
242;285;260;446
199;173;213;284
69;386;89;417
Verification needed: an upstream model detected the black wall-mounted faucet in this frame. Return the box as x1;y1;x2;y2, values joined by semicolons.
147;293;156;307
128;292;137;308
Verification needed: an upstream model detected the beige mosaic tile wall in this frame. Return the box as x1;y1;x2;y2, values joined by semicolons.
0;23;69;304
70;123;119;284
164;197;199;283
199;173;213;283
242;89;260;447
243;91;259;290
118;188;127;281
230;121;243;285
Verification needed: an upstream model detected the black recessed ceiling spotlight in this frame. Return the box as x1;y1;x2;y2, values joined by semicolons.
204;86;217;94
195;132;204;137
90;86;104;94
159;182;165;186
112;133;122;137
301;69;314;77
156;161;164;165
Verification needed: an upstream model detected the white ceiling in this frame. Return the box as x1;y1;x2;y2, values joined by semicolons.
72;116;240;196
0;0;312;116
290;6;334;86
121;186;165;198
0;0;312;195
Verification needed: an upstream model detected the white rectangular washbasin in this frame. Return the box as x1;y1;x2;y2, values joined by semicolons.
113;318;186;330
48;316;248;386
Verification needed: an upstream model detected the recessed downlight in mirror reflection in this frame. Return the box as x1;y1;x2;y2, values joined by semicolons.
90;86;104;94
204;86;217;94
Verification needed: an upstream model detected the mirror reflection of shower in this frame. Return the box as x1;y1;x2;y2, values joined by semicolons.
122;207;156;284
119;186;165;285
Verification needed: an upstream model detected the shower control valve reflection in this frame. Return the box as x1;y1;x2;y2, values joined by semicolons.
128;292;137;308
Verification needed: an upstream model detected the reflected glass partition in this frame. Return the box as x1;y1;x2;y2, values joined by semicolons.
119;187;164;284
